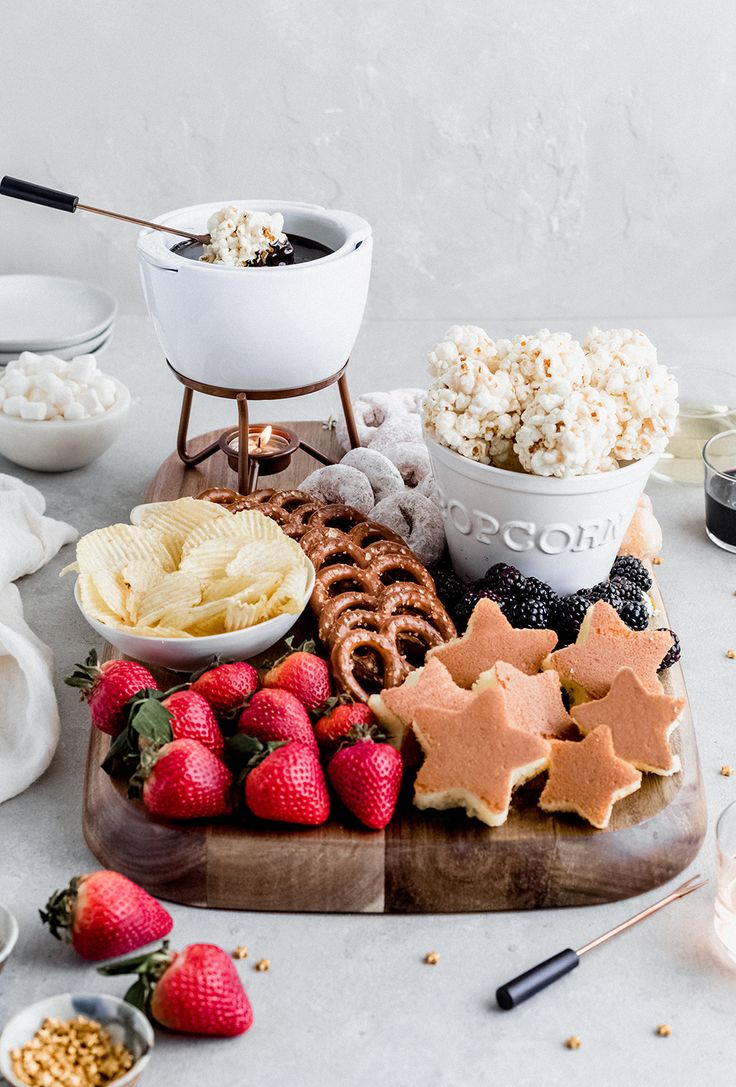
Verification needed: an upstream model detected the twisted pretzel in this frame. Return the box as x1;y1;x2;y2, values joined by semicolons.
330;615;447;702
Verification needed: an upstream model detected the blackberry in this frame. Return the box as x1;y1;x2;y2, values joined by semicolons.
506;596;551;630
430;565;465;613
482;562;524;599
589;581;624;608
550;593;591;645
657;628;681;671
618;599;649;631
608;576;644;604
455;585;501;631
516;576;557;606
610;555;652;592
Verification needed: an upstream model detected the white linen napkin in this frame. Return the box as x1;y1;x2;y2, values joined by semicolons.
0;475;77;803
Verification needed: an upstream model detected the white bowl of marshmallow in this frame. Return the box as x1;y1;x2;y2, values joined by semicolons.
0;352;130;472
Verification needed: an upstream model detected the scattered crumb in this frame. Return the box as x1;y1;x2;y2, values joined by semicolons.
255;958;271;972
656;1024;672;1037
322;415;337;431
232;945;249;960
727;650;736;660
424;951;440;965
721;765;734;777
564;1035;582;1050
653;556;663;565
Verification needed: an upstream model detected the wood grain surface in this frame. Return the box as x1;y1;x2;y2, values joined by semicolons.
82;421;707;912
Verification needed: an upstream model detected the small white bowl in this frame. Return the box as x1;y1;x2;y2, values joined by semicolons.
0;904;18;974
0;993;154;1087
74;564;315;671
0;378;130;472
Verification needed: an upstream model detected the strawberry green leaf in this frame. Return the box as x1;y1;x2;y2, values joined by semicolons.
227;733;286;770
101;724;139;775
122;976;149;1013
187;656;225;684
128;698;174;746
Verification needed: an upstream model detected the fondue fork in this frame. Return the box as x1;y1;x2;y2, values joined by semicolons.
0;176;211;244
496;873;707;1010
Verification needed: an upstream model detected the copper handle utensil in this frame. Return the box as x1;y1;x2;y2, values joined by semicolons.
0;176;210;244
496;873;707;1010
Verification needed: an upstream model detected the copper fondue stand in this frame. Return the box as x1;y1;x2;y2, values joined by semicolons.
168;360;361;494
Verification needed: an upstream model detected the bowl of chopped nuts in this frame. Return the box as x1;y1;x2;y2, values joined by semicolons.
0;993;154;1087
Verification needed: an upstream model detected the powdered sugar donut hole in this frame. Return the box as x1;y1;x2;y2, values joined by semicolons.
370;491;446;566
298;464;375;515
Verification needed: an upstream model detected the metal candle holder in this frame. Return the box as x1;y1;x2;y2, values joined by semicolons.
168;359;360;494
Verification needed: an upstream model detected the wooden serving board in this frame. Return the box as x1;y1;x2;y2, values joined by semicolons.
82;422;707;912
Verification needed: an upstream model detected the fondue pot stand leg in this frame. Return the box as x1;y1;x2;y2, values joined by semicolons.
338;373;361;450
168;359;361;495
236;392;251;495
175;386;223;466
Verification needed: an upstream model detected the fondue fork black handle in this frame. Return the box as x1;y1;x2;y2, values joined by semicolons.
0;176;209;243
0;175;78;212
495;874;706;1010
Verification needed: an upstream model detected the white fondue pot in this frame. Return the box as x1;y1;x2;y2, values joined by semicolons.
137;200;372;391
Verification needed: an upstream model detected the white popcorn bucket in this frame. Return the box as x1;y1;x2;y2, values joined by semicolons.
426;437;657;595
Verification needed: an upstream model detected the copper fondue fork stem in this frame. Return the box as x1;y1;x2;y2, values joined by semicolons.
76;201;210;244
496;874;707;1010
576;873;707;955
0;176;210;244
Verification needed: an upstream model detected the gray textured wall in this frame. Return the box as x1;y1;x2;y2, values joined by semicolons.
3;0;735;318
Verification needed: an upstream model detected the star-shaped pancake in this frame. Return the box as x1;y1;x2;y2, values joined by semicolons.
571;667;684;775
474;661;576;740
412;686;550;826
544;601;673;703
427;599;557;689
539;725;642;829
369;657;475;749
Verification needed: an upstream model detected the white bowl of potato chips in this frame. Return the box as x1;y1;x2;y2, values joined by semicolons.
65;497;315;671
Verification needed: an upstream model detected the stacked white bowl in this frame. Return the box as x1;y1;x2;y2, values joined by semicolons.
0;274;117;364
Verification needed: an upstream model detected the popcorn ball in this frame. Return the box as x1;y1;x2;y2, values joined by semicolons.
202;206;288;267
514;379;618;478
427;325;499;378
422;355;520;465
584;327;679;460
495;330;592;411
422;324;678;478
0;352;118;421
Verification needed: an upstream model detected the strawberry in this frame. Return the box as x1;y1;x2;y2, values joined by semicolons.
156;690;224;755
99;941;253;1036
263;650;331;711
190;660;259;715
40;870;172;961
314;699;376;748
244;739;330;825
65;650;157;735
328;731;403;830
237;688;317;750
139;738;232;820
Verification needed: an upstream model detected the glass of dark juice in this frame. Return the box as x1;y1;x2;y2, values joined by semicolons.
704;430;736;552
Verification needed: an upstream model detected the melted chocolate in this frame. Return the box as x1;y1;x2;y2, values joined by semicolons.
171;233;332;266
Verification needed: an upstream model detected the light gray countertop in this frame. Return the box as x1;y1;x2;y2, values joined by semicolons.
1;316;736;1086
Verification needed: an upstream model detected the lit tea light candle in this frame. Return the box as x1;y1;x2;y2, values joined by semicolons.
230;425;289;456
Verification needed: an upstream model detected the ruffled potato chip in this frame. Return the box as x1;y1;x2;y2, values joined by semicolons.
136;571;203;628
178;537;247;579
181;508;281;557
69;497;314;639
75;524;178;574
138;496;230;536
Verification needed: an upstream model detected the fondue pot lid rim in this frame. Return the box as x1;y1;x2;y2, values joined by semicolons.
137;199;371;270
